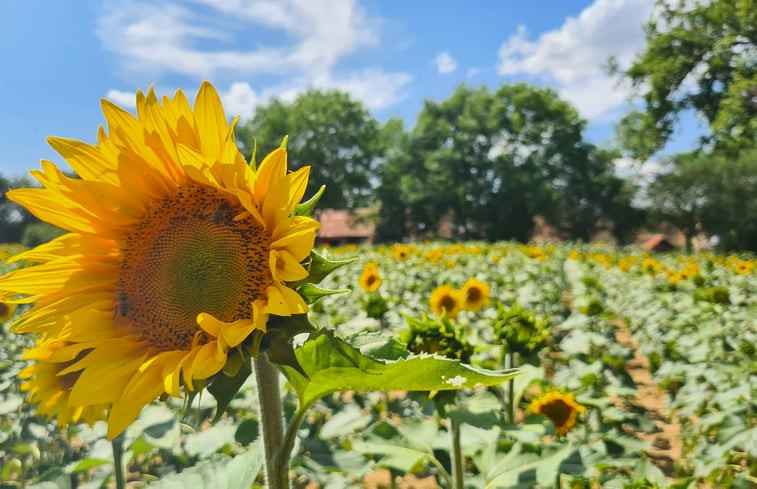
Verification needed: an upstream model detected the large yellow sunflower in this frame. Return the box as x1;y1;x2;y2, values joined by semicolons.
460;278;489;312
0;82;319;438
429;285;461;318
529;391;585;436
19;340;108;427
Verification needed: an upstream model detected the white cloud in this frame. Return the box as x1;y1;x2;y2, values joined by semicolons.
105;89;138;109
434;51;457;74
497;0;653;119
221;82;258;120
96;0;411;113
97;0;379;78
259;69;412;111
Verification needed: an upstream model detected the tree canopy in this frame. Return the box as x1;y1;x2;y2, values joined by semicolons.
618;0;757;159
375;84;643;243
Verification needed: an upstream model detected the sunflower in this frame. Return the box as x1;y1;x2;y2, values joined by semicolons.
429;285;461;318
0;82;319;438
460;278;489;312
19;340;108;427
394;244;410;260
529;391;585;436
359;263;381;292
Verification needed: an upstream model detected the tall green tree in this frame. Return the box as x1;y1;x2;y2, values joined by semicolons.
646;148;757;251
236;90;382;209
376;83;640;242
618;0;757;159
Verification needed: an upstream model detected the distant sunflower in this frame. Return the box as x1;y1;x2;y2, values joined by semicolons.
460;278;489;312
19;341;107;427
394;245;410;260
0;82;319;438
429;285;461;318
530;391;585;436
359;263;381;292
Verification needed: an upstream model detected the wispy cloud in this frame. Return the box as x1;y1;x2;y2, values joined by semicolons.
97;0;412;116
497;0;652;119
434;51;457;74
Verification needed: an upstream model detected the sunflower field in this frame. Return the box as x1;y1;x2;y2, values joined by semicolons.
1;240;754;488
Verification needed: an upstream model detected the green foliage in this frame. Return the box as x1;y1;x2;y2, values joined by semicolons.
401;312;474;362
280;329;518;411
646;147;757;251
618;0;757;158
3;239;755;488
376;83;643;242
494;302;551;356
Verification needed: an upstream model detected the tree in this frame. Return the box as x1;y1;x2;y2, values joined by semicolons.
618;0;757;159
375;83;641;242
1;174;38;243
236;90;382;209
646;148;757;251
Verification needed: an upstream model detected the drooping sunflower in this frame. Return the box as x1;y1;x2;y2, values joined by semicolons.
460;278;489;312
19;340;108;427
0;82;319;438
359;263;381;292
529;391;585;436
429;285;461;318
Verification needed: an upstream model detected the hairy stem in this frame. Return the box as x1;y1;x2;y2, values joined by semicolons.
254;354;289;489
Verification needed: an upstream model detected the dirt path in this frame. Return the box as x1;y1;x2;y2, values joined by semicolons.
614;321;683;477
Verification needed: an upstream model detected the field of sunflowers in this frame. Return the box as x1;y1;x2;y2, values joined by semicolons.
1;240;755;488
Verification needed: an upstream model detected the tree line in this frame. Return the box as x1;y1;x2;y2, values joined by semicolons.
1;0;754;251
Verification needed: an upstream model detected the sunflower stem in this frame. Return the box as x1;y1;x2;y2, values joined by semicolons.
111;433;126;489
254;354;290;489
505;351;516;424
450;418;464;489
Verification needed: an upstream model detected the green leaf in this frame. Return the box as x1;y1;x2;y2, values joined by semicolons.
279;330;520;411
295;251;357;286
345;332;409;361
208;354;252;422
126;405;180;450
319;403;373;439
294;185;326;217
485;442;577;488
297;283;350;304
184;423;238;457
146;443;262;489
66;458;111;474
631;456;668;486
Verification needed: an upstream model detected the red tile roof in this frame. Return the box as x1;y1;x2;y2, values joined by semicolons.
316;209;375;239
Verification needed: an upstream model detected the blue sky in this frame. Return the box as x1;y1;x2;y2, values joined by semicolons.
0;0;706;178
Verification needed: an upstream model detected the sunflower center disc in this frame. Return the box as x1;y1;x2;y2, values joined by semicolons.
466;287;482;302
440;295;457;312
118;184;272;350
543;399;571;426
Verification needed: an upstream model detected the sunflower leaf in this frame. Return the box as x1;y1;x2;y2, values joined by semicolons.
294;185;326;217
207;355;252;422
280;330;521;411
297;283;350;304
295;250;357;286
